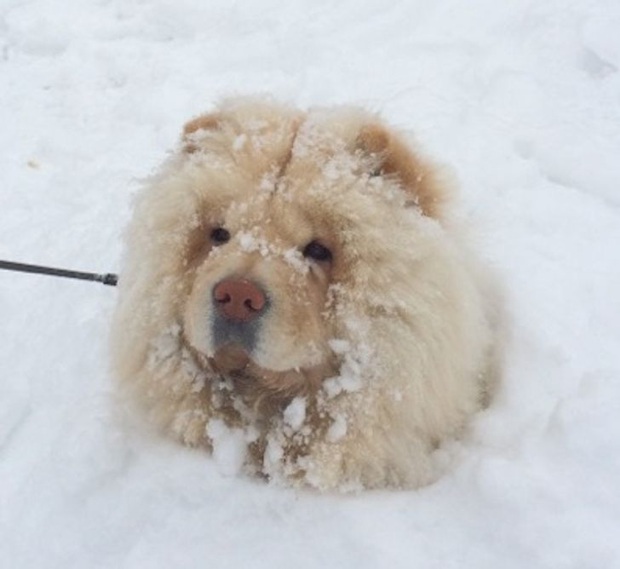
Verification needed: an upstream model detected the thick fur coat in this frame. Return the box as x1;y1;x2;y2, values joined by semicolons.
110;97;498;490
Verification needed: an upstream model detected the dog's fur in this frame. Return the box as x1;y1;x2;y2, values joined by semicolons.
111;97;499;490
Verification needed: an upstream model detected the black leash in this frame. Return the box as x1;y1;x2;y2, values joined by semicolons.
0;260;118;286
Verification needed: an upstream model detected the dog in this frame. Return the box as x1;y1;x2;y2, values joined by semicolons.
110;97;499;490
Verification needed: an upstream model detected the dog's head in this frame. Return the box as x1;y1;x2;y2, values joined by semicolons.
114;97;452;422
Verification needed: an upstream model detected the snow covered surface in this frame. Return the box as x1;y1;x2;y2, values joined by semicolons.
1;0;619;567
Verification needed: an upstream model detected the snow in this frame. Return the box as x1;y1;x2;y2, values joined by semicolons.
206;419;249;477
326;414;347;443
1;0;619;567
283;397;307;431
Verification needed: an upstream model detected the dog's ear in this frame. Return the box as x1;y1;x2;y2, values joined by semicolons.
356;124;449;219
182;113;221;153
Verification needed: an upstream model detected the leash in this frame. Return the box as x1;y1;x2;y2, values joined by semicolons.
0;260;118;286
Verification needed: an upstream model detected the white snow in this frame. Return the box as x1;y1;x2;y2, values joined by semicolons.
326;414;347;443
206;419;248;477
282;246;309;274
322;337;371;398
283;397;307;431
1;0;620;568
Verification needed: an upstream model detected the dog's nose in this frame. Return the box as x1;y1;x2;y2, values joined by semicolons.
213;278;266;322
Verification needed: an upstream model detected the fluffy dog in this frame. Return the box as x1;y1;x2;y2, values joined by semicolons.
111;97;498;490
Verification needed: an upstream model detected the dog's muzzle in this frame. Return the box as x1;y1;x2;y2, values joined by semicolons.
211;278;268;358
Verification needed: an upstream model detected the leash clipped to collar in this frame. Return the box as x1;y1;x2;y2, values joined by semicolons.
0;260;118;286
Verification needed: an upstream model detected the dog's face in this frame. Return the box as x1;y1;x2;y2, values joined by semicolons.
183;190;337;400
165;100;448;410
113;98;495;488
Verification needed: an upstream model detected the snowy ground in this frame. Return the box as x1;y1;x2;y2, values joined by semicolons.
1;0;620;567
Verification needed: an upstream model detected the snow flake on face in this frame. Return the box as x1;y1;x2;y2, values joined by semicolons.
326;413;347;442
283;397;307;431
147;324;182;373
321;337;374;399
237;230;272;257
236;230;310;274
329;338;351;355
237;230;259;252
322;372;362;400
282;247;309;274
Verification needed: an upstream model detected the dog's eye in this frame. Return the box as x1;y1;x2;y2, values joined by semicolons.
303;240;332;262
210;227;230;245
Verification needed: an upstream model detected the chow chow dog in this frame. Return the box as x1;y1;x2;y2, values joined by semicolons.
111;97;498;490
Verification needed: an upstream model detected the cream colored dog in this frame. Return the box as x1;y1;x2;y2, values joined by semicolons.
111;97;498;490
